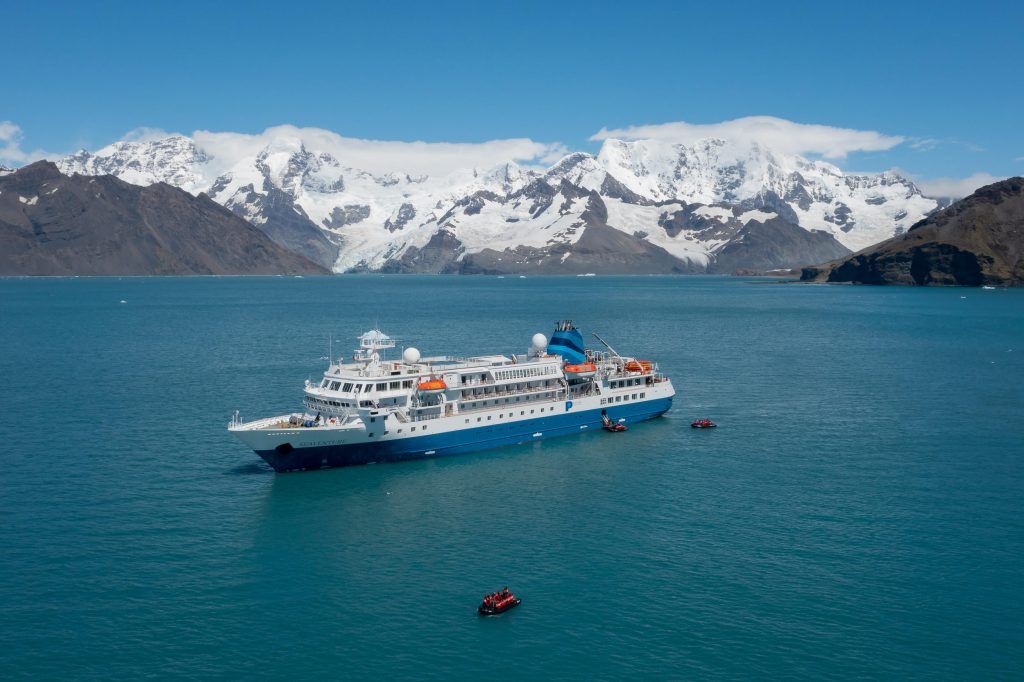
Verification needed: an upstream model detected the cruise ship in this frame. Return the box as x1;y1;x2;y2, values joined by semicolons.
229;321;675;472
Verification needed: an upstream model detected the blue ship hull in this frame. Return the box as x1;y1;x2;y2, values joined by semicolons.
256;397;672;472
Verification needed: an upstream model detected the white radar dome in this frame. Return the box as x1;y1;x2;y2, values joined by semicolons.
532;333;547;349
403;347;421;364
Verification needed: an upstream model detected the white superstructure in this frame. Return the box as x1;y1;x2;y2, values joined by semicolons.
229;322;675;472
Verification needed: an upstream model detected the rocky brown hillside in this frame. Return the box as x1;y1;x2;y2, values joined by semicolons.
801;177;1024;286
0;161;329;276
708;216;849;274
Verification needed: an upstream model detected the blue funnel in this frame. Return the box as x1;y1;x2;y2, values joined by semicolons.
548;320;586;364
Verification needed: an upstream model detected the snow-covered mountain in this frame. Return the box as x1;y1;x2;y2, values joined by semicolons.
57;130;939;273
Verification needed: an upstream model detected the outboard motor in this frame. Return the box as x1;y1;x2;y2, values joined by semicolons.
548;320;586;364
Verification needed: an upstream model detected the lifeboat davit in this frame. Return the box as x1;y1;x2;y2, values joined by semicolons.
625;359;653;373
417;379;447;395
564;362;597;378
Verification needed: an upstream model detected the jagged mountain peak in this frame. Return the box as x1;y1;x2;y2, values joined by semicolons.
476;160;531;193
545;151;599;176
543;152;607;194
58;134;209;192
251;140;345;196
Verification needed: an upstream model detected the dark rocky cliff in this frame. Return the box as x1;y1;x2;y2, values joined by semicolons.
0;162;329;276
801;177;1024;286
708;217;850;274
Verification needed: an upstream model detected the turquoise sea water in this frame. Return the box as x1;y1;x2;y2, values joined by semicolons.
1;276;1022;679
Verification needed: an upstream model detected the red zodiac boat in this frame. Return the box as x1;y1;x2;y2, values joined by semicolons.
601;414;628;432
479;587;521;616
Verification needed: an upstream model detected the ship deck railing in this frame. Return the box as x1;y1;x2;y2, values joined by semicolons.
412;382;565;409
230;413;365;432
419;355;519;371
229;414;289;430
230;414;306;431
455;389;563;414
411;385;603;421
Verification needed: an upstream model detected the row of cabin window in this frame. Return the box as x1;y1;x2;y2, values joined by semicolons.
375;406;558;436
307;397;346;407
385;405;556;436
308;397;372;408
461;380;556;396
610;378;643;390
494;365;551;381
465;407;551;423
322;379;415;392
601;392;645;405
461;392;554;407
464;382;557;399
374;423;428;436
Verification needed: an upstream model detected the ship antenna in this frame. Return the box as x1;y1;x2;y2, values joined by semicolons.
329;332;333;365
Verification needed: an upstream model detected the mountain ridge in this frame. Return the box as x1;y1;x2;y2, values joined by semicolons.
55;129;939;274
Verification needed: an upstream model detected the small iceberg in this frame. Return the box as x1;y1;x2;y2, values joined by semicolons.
119;300;127;304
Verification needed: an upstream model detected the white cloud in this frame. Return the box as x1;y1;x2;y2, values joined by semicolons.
538;143;571;165
908;137;986;153
190;124;565;177
0;120;57;165
0;121;19;141
916;172;1004;199
909;137;940;151
0;121;30;163
122;127;177;143
590;116;904;159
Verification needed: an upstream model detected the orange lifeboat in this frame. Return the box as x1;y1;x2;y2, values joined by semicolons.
564;362;597;378
625;360;653;373
417;378;447;395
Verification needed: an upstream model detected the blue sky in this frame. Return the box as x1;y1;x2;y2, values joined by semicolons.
3;0;1022;193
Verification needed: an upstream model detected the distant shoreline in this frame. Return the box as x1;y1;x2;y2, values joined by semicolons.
0;272;799;279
